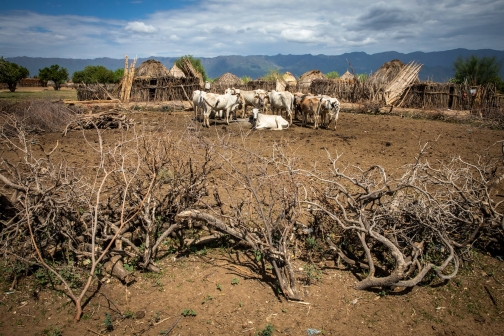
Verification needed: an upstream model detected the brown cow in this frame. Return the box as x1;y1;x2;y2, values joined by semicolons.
299;96;323;129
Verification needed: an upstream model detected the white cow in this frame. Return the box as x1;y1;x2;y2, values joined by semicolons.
192;90;206;121
319;95;341;130
234;89;266;118
251;108;289;130
264;90;295;124
202;90;243;127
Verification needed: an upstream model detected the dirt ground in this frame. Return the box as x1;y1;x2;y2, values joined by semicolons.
1;107;504;335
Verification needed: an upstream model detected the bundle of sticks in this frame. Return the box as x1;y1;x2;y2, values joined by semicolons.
63;110;135;136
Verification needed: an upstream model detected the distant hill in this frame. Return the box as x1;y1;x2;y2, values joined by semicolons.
6;49;504;83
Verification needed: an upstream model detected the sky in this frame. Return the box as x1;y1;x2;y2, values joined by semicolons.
0;0;503;59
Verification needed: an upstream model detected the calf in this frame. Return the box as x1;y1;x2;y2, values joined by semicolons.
319;95;341;130
299;96;323;129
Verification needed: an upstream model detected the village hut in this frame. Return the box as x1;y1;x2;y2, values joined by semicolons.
340;70;354;81
168;64;186;78
135;59;170;79
283;72;297;85
214;72;243;86
124;59;200;102
367;59;406;86
298;70;326;89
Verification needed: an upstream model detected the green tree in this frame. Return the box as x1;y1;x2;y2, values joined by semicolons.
453;55;503;86
0;57;30;92
38;64;69;90
113;68;124;83
262;69;281;82
326;71;340;79
175;55;208;82
356;73;368;81
241;75;252;84
72;65;118;84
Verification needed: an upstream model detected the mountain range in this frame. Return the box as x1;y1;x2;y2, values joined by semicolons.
6;49;504;82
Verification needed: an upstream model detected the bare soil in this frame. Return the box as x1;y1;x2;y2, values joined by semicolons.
1;108;504;336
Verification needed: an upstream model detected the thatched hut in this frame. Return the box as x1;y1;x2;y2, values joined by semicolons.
298;70;326;89
214;72;243;86
168;64;186;78
367;59;405;86
340;70;354;81
126;59;200;102
283;72;297;85
135;59;170;78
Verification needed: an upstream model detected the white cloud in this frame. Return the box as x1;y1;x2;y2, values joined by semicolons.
0;0;503;58
125;21;158;33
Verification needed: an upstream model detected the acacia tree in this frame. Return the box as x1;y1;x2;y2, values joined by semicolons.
0;57;29;92
72;65;122;84
453;55;503;86
326;71;340;79
38;64;69;90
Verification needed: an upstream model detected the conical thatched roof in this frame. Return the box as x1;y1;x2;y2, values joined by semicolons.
283;71;297;85
135;59;170;78
298;70;326;87
368;59;406;86
168;64;186;78
340;70;354;81
214;72;243;86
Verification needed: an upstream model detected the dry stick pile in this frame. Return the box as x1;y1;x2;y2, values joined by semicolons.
62;110;135;136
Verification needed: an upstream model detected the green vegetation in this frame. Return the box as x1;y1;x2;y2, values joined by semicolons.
241;75;252;83
181;308;197;317
0;57;30;92
303;263;322;284
262;69;281;81
104;313;113;331
356;73;368;81
231;277;240;285
453;55;503;88
38;64;69;90
72;65;123;84
175;55;208;82
326;71;340;79
42;325;62;336
255;323;274;336
202;294;213;304
216;283;222;291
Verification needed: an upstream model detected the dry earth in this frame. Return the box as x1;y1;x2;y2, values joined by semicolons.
1;106;504;336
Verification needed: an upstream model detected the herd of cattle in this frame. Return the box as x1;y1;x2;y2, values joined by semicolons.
191;88;341;130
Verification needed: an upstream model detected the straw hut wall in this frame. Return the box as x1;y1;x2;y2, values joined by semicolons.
211;72;242;92
367;59;405;86
298;70;326;89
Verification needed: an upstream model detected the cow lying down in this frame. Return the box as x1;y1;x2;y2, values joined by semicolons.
251;108;289;130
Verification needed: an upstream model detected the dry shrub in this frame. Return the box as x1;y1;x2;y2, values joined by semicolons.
0;99;76;134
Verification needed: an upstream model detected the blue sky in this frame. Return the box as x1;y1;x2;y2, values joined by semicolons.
1;0;503;59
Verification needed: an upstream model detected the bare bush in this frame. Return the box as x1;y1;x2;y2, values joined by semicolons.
0;99;76;134
303;143;504;289
1;114;503;321
0;119;218;320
